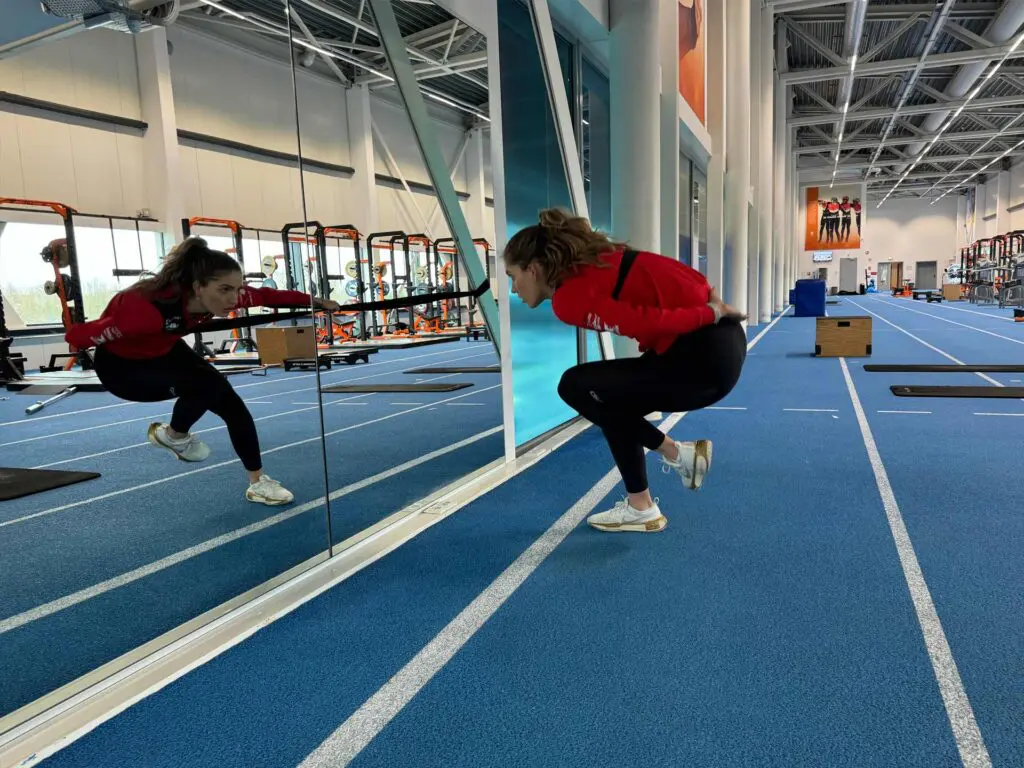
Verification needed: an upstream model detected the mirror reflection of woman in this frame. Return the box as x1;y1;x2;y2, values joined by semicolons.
65;237;340;506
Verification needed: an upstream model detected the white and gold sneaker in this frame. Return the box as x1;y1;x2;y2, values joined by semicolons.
587;498;667;533
148;423;211;462
662;439;712;490
245;474;294;505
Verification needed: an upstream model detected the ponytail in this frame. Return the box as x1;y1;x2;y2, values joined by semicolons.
502;208;626;286
135;237;241;298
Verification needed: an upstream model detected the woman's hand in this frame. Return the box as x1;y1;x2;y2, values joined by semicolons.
316;299;341;311
708;285;747;322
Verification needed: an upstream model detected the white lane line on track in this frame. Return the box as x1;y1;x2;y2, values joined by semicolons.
18;351;494;463
298;305;793;767
297;410;689;768
0;344;493;429
0;384;501;530
840;357;992;768
875;297;1024;346
847;300;1006;389
0;427;503;635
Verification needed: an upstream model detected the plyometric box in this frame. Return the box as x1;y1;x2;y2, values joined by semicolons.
814;316;872;357
255;326;316;366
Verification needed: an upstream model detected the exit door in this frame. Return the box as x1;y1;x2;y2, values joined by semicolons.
839;257;858;293
916;261;938;290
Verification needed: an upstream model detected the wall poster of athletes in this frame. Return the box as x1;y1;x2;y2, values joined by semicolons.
804;185;864;250
678;0;705;125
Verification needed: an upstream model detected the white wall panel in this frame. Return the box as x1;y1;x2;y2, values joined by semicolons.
0;28;140;118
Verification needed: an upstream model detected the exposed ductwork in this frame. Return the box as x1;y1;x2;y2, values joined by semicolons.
893;0;1024;174
40;0;180;34
830;0;867;184
864;0;955;178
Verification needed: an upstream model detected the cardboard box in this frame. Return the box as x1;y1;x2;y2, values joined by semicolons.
255;326;315;365
814;316;872;357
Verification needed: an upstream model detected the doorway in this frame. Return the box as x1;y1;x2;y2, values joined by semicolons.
916;261;938;290
839;257;858;293
878;262;890;292
890;261;904;292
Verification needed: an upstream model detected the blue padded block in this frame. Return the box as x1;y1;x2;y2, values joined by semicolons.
794;279;827;317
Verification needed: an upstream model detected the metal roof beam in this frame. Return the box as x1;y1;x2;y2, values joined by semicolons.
780;18;844;67
784;3;1001;22
287;5;350;86
781;42;1024;84
795;127;1024;153
944;21;997;50
860;13;924;63
295;0;487;93
789;94;1024;126
805;150;1009;172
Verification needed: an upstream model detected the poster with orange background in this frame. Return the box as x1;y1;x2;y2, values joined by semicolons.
804;185;863;251
679;0;705;125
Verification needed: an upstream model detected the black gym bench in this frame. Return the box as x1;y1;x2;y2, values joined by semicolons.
911;289;943;302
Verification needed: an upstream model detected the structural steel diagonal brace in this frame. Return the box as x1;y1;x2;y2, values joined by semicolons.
367;0;499;348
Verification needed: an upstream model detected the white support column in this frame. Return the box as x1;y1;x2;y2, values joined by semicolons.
705;0;726;291
747;1;761;323
425;129;472;235
345;84;378;235
723;0;751;315
997;168;1011;234
790;148;799;287
659;0;680;261
464;126;488;241
610;0;660;358
758;5;774;322
773;81;785;311
135;28;184;241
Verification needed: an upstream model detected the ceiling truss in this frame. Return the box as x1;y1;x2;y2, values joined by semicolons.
777;0;1024;203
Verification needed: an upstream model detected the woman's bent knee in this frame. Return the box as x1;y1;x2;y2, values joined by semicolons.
557;366;587;406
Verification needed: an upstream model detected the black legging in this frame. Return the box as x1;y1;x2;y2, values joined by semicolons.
94;341;262;471
558;319;747;494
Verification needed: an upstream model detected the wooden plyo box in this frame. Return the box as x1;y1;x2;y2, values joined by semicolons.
255;326;315;365
814;316;872;357
943;284;961;301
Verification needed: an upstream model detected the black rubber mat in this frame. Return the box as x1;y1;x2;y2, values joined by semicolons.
891;385;1024;398
867;364;1024;373
321;383;473;393
0;467;101;501
403;366;500;374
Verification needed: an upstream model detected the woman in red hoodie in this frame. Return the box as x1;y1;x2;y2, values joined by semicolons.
503;208;746;533
65;236;338;506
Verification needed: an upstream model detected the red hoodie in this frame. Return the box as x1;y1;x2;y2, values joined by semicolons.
65;285;312;359
550;249;715;354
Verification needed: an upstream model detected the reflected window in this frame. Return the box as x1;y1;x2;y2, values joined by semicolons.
498;0;579;446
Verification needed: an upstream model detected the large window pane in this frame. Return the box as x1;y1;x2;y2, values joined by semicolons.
499;0;579;445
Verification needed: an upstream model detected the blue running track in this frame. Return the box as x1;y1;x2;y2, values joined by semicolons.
10;296;1024;767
